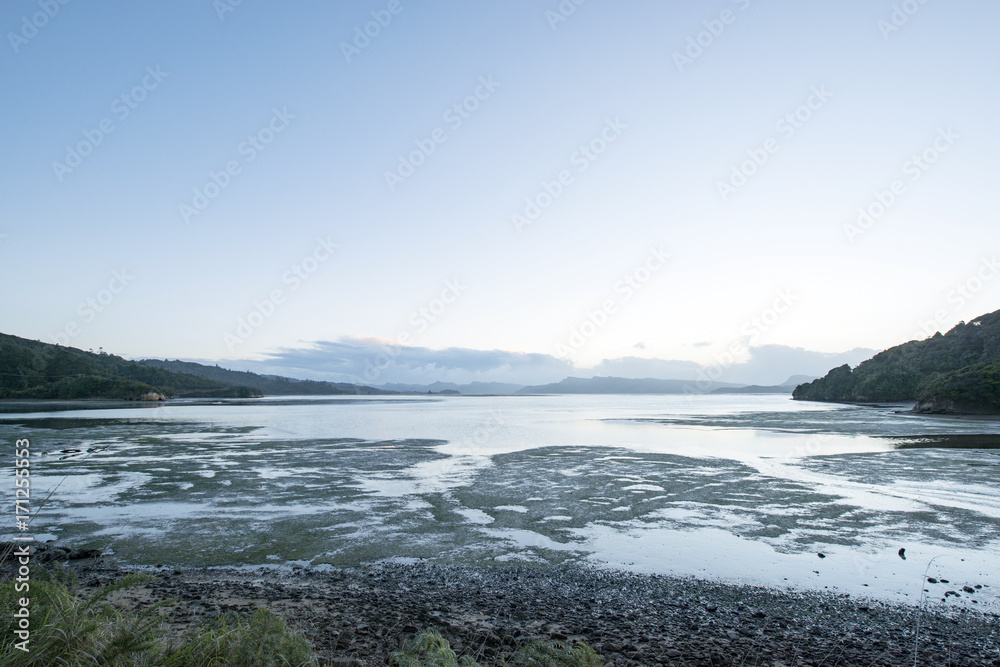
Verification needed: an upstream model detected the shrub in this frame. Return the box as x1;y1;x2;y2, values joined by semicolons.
0;572;316;667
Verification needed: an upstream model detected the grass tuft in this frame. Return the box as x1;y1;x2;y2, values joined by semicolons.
0;574;317;666
1;570;163;666
161;607;316;667
390;629;603;667
390;629;479;666
504;639;603;666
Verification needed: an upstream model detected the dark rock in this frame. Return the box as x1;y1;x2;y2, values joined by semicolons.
37;547;70;563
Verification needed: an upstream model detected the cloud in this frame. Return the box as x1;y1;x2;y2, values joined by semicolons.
712;345;876;386
237;338;575;386
219;337;878;388
588;356;703;381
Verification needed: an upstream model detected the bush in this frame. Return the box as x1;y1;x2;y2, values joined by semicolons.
0;573;317;666
161;608;316;667
389;629;603;667
0;570;163;666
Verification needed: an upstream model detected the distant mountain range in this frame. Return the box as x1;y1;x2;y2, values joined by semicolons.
379;374;818;396
794;307;1000;414
514;376;740;394
141;359;391;396
0;333;390;401
0;330;863;403
380;381;525;395
0;333;260;400
711;375;816;394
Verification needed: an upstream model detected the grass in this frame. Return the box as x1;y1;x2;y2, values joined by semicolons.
390;629;603;667
160;608;315;667
0;566;317;666
1;568;603;666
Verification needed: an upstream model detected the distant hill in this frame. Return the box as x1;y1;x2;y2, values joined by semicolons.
380;381;525;395
140;359;391;395
784;374;819;386
516;376;741;394
0;334;259;400
793;308;1000;414
711;375;817;395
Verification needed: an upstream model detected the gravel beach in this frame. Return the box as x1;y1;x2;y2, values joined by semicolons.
48;559;1000;666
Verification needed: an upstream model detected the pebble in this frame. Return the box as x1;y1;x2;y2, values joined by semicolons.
21;560;999;667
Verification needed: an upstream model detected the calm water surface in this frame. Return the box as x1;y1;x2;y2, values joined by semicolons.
3;394;998;610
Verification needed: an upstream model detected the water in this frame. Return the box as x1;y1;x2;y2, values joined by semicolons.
3;394;999;610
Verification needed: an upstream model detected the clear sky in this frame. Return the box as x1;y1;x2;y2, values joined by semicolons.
2;0;998;385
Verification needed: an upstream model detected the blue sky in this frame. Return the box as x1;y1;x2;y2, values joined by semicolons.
2;0;998;385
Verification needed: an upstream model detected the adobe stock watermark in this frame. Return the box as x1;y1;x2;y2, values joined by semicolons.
512;117;627;233
51;66;169;183
555;246;668;357
686;289;798;393
545;0;588;31
384;75;501;192
353;279;468;384
672;0;753;73
716;85;833;202
7;0;71;54
224;235;338;351
11;438;33;653
340;0;408;63
214;0;244;21
448;408;509;456
878;0;931;40
843;126;957;244
914;256;999;340
180;107;295;224
49;269;135;345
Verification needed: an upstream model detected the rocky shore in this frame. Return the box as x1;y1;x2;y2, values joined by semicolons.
42;559;1000;666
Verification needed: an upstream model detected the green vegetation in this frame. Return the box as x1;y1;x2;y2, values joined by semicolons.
793;308;1000;413
1;572;603;666
914;362;1000;414
0;333;260;400
0;569;316;666
160;609;315;667
389;629;602;667
140;359;389;396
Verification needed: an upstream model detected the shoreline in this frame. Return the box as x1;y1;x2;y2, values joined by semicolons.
27;559;1000;666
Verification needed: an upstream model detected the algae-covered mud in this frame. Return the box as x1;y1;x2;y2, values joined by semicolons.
3;395;998;612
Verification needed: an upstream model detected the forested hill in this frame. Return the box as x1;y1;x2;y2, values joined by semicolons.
792;308;1000;414
0;333;259;400
140;359;391;395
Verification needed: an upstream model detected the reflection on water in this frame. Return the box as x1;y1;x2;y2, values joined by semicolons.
1;394;998;609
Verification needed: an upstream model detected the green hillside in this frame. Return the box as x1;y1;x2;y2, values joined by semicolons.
140;359;390;395
913;362;1000;414
792;308;1000;413
0;334;260;400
